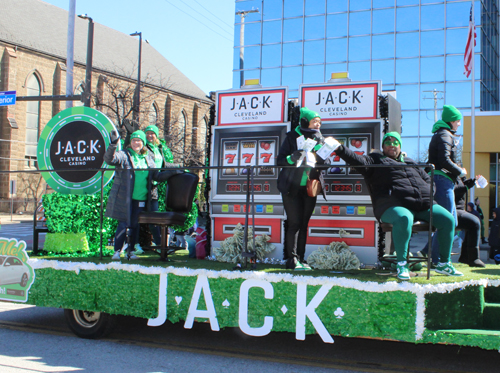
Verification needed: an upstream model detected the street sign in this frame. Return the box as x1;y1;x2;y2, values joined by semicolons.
0;91;16;106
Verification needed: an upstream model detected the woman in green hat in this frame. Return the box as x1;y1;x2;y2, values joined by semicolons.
277;107;326;271
104;130;183;260
428;105;467;224
144;125;179;246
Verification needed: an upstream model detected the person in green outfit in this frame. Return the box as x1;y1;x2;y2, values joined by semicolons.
104;130;182;260
332;131;461;280
144;125;179;246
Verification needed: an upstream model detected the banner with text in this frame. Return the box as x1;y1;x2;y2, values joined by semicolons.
300;82;380;121
216;87;287;126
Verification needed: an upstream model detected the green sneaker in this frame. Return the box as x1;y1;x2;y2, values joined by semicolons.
435;262;463;276
294;261;312;271
397;261;410;280
300;261;311;269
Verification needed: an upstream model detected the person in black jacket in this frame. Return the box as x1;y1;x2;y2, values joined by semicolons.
489;207;500;263
455;179;485;267
420;177;485;267
105;130;183;260
277;107;325;270
475;197;487;244
332;131;461;280
428;105;467;224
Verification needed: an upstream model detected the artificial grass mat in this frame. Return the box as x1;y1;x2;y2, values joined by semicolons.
32;249;500;285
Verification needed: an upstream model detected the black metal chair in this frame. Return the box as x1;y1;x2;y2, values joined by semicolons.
138;172;199;261
379;221;434;268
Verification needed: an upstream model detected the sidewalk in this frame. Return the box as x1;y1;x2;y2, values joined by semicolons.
0;212;34;224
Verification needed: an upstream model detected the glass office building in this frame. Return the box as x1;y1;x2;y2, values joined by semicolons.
233;0;499;160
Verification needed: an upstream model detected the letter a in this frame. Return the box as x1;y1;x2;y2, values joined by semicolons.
296;282;334;343
239;279;274;337
184;275;220;331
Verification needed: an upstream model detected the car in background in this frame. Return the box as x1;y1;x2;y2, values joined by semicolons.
0;255;30;287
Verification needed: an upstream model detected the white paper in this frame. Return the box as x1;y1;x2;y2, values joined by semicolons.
475;175;488;188
306;151;316;168
296;135;305;150
303;138;317;152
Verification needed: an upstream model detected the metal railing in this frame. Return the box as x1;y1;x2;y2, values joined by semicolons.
0;162;435;279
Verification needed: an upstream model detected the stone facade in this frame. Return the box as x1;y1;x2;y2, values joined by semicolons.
0;41;213;203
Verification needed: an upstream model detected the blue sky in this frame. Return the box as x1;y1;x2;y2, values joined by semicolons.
43;0;235;94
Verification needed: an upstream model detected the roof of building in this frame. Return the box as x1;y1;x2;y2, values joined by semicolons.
0;0;211;102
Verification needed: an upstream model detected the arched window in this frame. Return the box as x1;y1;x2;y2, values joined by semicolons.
25;74;41;166
149;102;158;126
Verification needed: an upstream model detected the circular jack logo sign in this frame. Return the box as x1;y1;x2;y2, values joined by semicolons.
37;106;120;194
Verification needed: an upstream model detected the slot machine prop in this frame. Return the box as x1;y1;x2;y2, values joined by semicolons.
210;87;289;253
299;80;400;264
210;81;400;265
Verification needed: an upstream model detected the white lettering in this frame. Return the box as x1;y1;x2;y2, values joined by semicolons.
184;275;220;331
296;283;334;343
148;273;167;327
64;141;74;154
239;279;273;337
77;140;86;154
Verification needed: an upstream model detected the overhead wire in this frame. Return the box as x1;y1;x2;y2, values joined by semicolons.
176;0;233;35
191;0;234;30
163;0;233;43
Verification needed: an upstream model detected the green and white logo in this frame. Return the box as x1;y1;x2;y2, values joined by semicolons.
0;238;35;303
37;106;119;194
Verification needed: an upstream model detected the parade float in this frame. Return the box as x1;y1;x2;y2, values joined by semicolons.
1;79;500;351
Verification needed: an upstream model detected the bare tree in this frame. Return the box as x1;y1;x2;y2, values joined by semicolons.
92;73;208;167
16;172;45;212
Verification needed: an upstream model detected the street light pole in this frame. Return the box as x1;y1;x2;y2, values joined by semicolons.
78;14;94;107
130;32;142;129
235;9;258;88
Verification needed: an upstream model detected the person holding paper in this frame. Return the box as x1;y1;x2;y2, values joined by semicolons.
277;107;326;270
332;131;461;280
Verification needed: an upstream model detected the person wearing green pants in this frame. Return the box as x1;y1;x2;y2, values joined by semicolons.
331;131;462;280
380;205;455;265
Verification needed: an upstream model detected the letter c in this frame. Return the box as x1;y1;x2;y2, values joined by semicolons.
239;279;274;337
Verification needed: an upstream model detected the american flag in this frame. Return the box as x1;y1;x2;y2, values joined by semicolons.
464;6;476;78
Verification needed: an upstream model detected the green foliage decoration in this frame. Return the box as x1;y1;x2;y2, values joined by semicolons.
41;182;117;257
43;233;89;254
307;241;360;270
213;223;275;263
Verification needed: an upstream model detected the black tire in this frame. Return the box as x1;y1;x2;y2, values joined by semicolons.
20;273;28;287
64;309;115;339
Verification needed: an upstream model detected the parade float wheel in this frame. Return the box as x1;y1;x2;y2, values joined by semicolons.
64;309;115;339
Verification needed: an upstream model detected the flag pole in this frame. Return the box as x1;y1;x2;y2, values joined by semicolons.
470;0;476;203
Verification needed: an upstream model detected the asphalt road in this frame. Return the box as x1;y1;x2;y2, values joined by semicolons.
0;302;500;373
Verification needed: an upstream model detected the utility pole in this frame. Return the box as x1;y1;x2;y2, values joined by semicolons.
235;9;259;88
130;32;142;130
423;89;444;122
66;0;76;108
